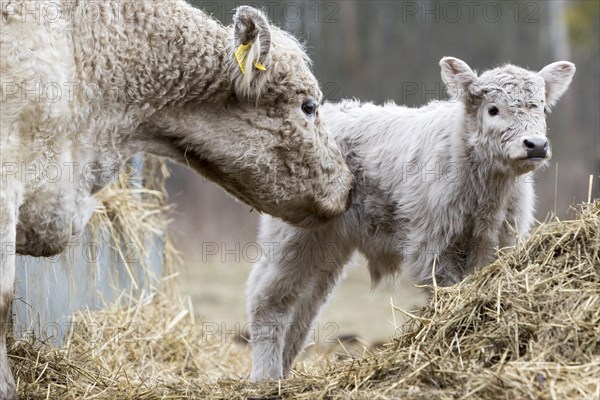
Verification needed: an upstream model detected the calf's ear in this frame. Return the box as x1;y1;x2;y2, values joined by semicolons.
231;6;272;98
538;61;575;108
439;57;478;100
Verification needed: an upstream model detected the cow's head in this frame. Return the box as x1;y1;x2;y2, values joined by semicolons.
150;7;352;228
440;57;575;175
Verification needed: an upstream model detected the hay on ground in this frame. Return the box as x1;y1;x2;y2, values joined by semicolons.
9;200;599;399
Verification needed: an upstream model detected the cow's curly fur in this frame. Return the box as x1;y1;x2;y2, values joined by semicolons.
0;2;352;398
246;57;575;382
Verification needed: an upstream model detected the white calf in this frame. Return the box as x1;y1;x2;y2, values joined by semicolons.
247;57;575;381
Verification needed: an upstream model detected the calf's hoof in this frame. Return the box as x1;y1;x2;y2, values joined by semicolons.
249;369;284;383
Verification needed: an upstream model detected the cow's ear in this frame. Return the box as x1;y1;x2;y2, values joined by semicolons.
439;57;478;100
538;61;575;108
231;6;272;97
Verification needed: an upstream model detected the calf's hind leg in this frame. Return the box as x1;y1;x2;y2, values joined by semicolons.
280;249;351;377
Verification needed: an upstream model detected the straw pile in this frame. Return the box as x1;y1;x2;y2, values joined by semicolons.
87;156;176;286
9;199;599;399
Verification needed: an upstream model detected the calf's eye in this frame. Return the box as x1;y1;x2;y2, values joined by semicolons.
488;106;499;116
302;100;317;116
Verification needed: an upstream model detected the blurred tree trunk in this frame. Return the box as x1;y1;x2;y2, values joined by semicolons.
548;1;571;60
340;2;360;94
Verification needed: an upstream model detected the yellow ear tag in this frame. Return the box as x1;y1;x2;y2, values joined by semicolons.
235;41;266;74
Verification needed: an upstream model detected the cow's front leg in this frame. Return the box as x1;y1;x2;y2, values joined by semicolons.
0;184;22;400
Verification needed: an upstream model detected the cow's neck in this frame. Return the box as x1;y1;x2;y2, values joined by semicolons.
71;1;237;176
73;1;233;116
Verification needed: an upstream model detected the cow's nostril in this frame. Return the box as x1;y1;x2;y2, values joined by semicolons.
523;139;535;150
543;141;549;151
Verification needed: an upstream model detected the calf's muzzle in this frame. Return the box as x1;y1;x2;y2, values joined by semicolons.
523;137;548;159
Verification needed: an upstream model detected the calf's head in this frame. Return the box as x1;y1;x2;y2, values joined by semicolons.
440;57;575;175
153;6;351;228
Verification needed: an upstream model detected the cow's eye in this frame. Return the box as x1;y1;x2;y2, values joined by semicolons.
301;100;317;116
488;106;499;116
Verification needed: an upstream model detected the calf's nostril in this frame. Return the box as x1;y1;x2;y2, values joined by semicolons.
523;139;535;150
523;137;549;159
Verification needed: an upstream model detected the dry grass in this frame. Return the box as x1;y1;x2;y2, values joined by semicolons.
86;156;177;288
9;198;599;399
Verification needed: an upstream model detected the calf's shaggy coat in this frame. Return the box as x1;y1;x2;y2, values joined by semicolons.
247;57;575;381
0;2;352;398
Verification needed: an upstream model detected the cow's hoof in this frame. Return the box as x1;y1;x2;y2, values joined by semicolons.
0;365;18;400
0;383;18;400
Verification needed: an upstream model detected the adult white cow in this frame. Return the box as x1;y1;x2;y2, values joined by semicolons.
0;2;352;398
247;57;575;381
